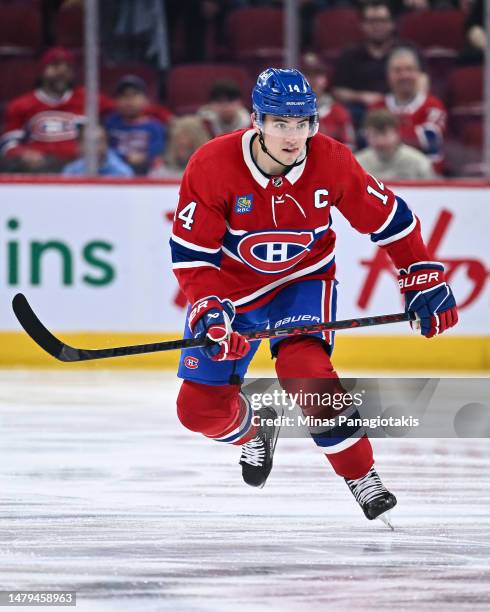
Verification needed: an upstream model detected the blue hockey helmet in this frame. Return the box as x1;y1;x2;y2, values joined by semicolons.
252;67;319;137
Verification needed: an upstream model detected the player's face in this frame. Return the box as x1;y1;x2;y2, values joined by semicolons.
260;116;310;165
388;53;420;99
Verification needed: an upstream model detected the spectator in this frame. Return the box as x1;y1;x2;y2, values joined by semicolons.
101;0;170;70
332;1;398;129
63;124;134;177
372;45;447;173
150;116;210;179
165;0;227;63
301;52;355;147
356;0;429;14
356;0;469;12
0;47;113;173
461;0;484;65
104;75;168;176
356;109;435;179
232;1;333;48
198;80;250;138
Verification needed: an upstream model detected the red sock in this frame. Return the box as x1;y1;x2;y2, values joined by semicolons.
325;435;374;480
275;336;375;479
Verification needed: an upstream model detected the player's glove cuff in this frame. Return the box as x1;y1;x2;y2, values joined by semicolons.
188;296;248;361
398;261;446;294
188;296;235;333
398;262;458;338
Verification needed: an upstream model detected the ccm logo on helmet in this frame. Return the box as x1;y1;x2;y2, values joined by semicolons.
398;271;441;290
237;231;314;274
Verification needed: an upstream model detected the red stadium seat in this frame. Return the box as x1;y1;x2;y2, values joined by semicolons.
55;3;83;49
0;56;40;126
446;66;483;139
446;66;483;112
167;63;253;115
446;66;483;176
226;8;284;73
446;119;483;177
0;56;41;103
99;62;160;102
313;8;361;61
0;4;42;55
398;9;466;57
461;120;483;149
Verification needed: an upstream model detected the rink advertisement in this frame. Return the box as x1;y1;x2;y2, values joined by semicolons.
1;180;488;369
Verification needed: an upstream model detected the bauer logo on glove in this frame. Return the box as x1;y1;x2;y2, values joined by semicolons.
188;296;250;361
398;261;458;338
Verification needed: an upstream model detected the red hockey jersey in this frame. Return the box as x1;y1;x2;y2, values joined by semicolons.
1;87;114;161
170;129;429;311
372;92;447;172
318;96;355;148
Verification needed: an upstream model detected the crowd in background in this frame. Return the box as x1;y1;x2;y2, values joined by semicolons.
0;0;486;179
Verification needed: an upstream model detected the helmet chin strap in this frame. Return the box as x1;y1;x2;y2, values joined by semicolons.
258;132;307;172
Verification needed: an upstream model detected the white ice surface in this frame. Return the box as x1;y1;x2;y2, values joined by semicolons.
0;370;489;612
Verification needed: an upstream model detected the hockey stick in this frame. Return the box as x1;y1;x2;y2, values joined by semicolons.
12;293;414;363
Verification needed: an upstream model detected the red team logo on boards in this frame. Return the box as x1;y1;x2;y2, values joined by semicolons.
358;209;489;310
237;231;315;274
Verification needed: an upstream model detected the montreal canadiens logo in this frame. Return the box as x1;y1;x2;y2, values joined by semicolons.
30;111;79;142
237;231;314;274
184;356;199;369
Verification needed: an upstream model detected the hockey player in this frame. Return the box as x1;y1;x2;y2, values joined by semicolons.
170;68;458;525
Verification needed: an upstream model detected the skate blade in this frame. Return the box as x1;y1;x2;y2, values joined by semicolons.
377;510;394;531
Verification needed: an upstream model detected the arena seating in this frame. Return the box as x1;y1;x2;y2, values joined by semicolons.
167;63;253;115
313;8;361;61
0;3;42;56
226;8;284;75
398;9;466;57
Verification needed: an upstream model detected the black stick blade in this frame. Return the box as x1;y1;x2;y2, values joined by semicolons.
12;293;73;361
11;293;207;362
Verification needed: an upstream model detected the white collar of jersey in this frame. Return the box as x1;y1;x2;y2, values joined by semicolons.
241;129;307;189
35;88;74;106
385;91;427;115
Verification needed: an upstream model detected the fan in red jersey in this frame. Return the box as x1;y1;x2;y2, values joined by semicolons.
0;47;113;173
170;67;458;527
370;45;447;174
301;52;355;148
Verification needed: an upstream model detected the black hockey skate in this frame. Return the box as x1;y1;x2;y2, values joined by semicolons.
239;405;280;488
345;466;397;529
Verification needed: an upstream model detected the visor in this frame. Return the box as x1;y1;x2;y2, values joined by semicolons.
256;114;319;138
